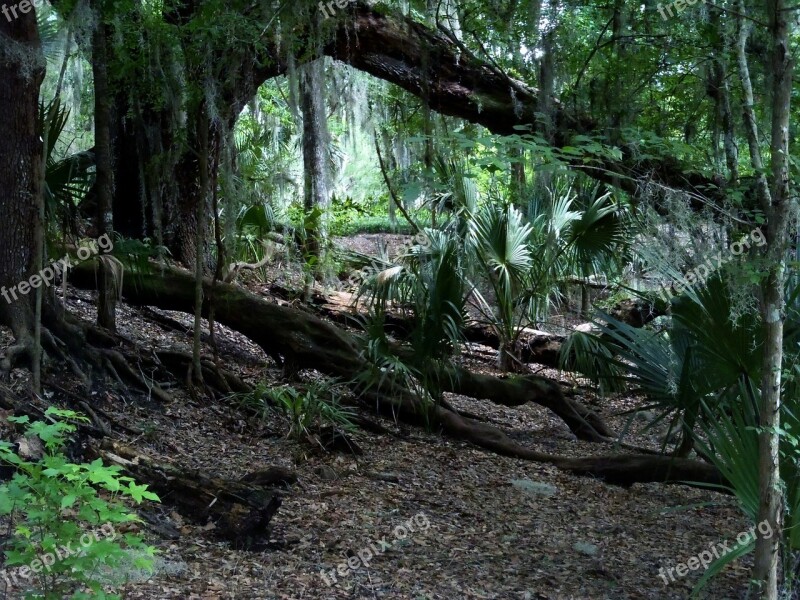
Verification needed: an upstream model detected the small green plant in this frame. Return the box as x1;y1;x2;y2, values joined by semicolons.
266;381;356;440
228;382;273;421
0;408;159;599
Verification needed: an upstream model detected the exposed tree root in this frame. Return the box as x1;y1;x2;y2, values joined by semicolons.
362;383;722;487
438;367;615;441
99;348;173;404
69;262;725;487
155;349;251;396
0;300;176;407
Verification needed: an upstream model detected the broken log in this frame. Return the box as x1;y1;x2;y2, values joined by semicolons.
92;440;289;548
70;262;723;487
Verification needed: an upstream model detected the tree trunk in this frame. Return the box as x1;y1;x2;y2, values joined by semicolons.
753;0;793;594
299;55;330;276
708;5;738;184
0;11;45;365
92;11;117;331
191;106;210;385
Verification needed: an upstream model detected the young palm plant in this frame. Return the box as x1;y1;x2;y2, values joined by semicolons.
355;227;467;419
38;97;94;232
562;274;762;455
466;203;534;371
466;186;627;371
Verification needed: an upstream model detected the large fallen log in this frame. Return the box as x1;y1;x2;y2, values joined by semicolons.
74;264;609;440
69;262;722;487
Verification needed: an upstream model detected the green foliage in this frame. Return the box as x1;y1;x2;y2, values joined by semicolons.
562;275;762;449
689;377;800;596
354;229;465;419
467;203;534;369
263;381;356;441
467;186;628;370
363;229;465;361
562;273;800;593
0;408;158;599
108;237;167;274
38;98;94;228
236;203;275;236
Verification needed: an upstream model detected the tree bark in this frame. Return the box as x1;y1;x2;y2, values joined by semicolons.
92;11;117;331
320;4;727;210
752;0;794;594
708;5;738;184
299;55;330;275
0;11;45;366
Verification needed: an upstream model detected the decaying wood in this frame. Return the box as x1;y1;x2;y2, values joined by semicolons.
91;440;291;548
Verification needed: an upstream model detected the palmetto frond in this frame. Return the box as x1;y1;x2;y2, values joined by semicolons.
468;204;533;307
564;191;628;276
38;98;94;220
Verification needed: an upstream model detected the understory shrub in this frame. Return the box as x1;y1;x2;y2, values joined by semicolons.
0;408;158;599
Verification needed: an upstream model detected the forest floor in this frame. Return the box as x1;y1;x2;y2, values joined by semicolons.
0;234;753;600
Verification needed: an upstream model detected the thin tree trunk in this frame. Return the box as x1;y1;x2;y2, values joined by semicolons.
299;53;330;294
533;27;555;210
735;5;771;208
381;128;397;231
708;5;738;183
192;107;210;386
92;12;117;331
753;0;794;594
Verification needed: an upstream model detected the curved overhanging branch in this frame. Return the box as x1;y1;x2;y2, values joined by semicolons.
318;5;727;210
226;3;729;211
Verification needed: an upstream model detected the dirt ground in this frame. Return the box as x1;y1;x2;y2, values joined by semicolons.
0;234;754;599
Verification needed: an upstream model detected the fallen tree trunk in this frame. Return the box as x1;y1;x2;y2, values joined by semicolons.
74;263;608;440
272;285;664;370
70;262;722;487
91;440;292;548
272;285;564;366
